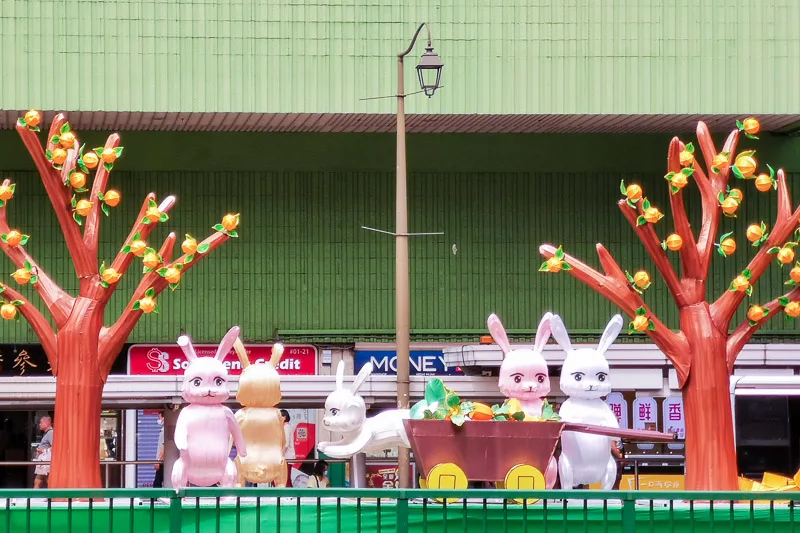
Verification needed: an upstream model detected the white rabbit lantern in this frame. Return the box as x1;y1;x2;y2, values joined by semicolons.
487;311;558;488
551;313;623;490
317;361;411;459
171;326;247;489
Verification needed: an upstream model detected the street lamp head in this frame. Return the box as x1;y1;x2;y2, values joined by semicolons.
416;46;444;98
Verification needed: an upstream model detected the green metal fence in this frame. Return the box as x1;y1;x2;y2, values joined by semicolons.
1;488;798;533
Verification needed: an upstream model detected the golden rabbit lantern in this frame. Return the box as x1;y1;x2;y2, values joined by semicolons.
232;338;288;487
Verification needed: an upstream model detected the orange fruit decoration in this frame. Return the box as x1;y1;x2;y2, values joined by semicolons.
671;173;688;190
679;150;694;167
24;110;41;127
101;148;117;164
728;188;743;202
735;154;757;178
82;152;99;169
721;197;740;215
75;199;92;217
644;207;662;223
712;153;729;171
664;234;683;251
145;206;162;222
469;403;495;421
5;230;23;247
222;213;240;231
785;302;800;318
755;173;773;192
1;303;17;320
69;172;87;189
129;239;147;257
747;306;765;322
138;297;157;314
778;247;795;265
181;235;198;255
164;267;181;284
791;265;800;283
142;252;160;269
742;117;760;136
59;131;76;149
632;316;649;332
720;238;737;256
51;148;67;165
633;271;650;288
104;190;121;207
732;275;750;292
11;269;30;284
545;257;562;273
101;268;121;284
0;184;14;201
626;184;643;202
746;224;763;243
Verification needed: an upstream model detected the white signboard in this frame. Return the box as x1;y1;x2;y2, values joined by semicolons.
632;397;658;450
606;392;629;429
662;396;686;450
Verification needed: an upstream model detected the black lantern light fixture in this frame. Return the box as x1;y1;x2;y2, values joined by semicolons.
416;45;444;97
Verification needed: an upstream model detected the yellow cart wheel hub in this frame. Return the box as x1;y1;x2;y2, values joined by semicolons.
504;464;545;505
426;463;468;504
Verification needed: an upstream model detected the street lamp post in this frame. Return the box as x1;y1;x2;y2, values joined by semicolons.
395;23;443;488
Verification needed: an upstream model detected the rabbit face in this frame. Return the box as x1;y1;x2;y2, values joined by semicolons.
322;390;366;433
559;348;611;400
498;349;551;401
181;358;231;404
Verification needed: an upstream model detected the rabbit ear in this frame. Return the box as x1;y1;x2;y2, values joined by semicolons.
487;313;512;355
351;362;372;394
335;360;345;390
177;334;197;361
270;343;284;367
233;338;250;369
549;314;574;353
215;326;240;362
533;311;553;352
597;314;624;355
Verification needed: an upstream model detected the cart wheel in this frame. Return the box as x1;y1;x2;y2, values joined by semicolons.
426;463;468;504
504;464;545;505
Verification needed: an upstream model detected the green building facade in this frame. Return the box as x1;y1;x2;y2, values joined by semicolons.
1;0;799;344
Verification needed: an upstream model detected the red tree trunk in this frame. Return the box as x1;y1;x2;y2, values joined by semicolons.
680;303;739;491
49;297;105;489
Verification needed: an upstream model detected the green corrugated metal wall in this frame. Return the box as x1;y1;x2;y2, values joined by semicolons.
0;0;798;114
2;129;800;343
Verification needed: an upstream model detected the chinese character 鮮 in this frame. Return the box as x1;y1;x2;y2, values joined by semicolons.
638;402;652;421
13;349;37;376
610;403;622;421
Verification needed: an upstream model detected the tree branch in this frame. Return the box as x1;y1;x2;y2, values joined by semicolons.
711;170;800;330
726;286;800;372
15;114;93;278
98;230;231;378
0;283;58;373
0;180;74;327
99;194;176;304
540;243;691;383
618;199;688;307
84;134;121;263
666;137;702;279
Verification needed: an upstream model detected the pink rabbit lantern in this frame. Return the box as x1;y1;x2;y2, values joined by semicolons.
487;312;558;488
171;326;247;489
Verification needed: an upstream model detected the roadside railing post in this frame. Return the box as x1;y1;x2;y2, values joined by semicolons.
396;491;409;533
621;492;636;533
169;491;183;533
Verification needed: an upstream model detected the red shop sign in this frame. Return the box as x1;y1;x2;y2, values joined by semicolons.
127;344;317;376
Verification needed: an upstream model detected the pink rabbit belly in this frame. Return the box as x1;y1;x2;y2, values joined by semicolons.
183;407;233;486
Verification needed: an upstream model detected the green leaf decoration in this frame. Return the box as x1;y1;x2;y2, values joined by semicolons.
104;162;113;172
73;213;82;225
625;272;634;283
175;263;184;271
17;118;26;127
0;200;4;208
78;160;89;174
664;172;676;181
11;300;23;306
717;247;726;258
132;301;141;311
720;231;733;241
767;247;780;254
661;241;667;251
728;282;736;292
779;297;790;306
670;185;679;195
745;286;753;297
141;217;151;225
24;260;31;270
157;267;168;276
685;142;694;154
445;392;461;409
636;215;646;226
60;123;70;134
184;254;195;264
114;147;124;157
647;321;656;331
133;232;141;240
50;135;60;145
148;199;157;208
745;133;760;140
786;314;794;323
619;180;627;195
227;230;239;238
717;192;725;203
451;413;466;427
159;213;169;223
409;400;429;420
424;379;447;405
785;279;796;286
743;269;752;279
197;243;210;254
213;223;225;232
626;199;637;209
45;149;53;160
511;411;526;422
94;148;103;156
711;166;721;174
121;245;131;254
736;120;744;130
748;320;758;327
642;198;651;211
682;167;694;177
562;262;572;271
100;281;109;289
145;287;155;298
768;164;775;179
101;203;110;217
169;283;179;292
635;306;647;316
30;275;38;285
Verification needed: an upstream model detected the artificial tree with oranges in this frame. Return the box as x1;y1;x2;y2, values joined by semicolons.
0;110;240;488
540;117;800;491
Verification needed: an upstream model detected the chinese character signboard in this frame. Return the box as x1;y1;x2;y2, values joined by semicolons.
662;396;686;449
605;392;629;429
632;397;658;451
128;344;318;376
354;350;462;376
0;346;51;376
